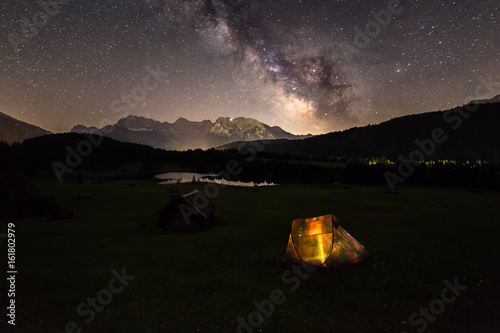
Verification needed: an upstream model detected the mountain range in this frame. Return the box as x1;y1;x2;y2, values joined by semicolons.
1;94;499;157
71;116;310;150
0;112;52;144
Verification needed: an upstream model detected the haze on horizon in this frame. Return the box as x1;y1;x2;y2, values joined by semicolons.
0;0;498;135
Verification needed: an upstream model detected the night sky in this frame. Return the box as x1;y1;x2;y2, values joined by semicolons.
0;0;498;135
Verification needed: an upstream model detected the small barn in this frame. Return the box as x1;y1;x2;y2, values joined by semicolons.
154;190;216;231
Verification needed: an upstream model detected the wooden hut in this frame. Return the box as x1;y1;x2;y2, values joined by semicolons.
154;189;216;231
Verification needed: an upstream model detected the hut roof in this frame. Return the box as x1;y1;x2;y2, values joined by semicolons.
154;189;216;218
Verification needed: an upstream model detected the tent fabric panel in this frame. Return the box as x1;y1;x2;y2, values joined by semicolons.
292;233;334;266
291;214;334;238
284;234;302;263
324;226;370;266
291;214;335;266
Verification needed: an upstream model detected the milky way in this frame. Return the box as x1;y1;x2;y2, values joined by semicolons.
180;0;361;132
0;0;498;134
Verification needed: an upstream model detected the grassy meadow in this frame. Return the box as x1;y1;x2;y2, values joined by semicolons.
1;175;500;332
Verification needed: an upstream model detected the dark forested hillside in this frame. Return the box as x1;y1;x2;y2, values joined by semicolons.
222;103;500;162
0;133;244;178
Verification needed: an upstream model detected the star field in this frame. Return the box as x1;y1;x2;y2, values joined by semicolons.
0;0;498;134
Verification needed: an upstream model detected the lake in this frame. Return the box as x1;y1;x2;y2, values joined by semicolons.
154;172;277;187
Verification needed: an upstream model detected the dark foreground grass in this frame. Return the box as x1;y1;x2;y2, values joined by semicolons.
1;179;499;332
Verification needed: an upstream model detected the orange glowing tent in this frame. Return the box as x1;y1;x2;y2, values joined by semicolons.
280;214;370;267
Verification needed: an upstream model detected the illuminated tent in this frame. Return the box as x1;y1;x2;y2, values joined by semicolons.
281;214;369;267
